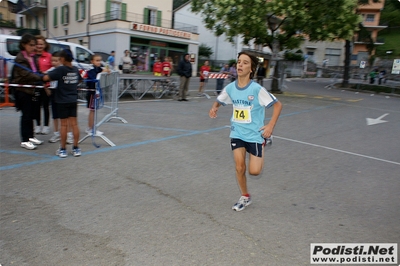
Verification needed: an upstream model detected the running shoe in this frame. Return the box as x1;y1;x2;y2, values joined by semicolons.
232;195;252;211
34;126;41;134
71;147;81;157
21;141;37;150
41;126;50;135
29;137;43;145
49;133;60;143
57;148;68;158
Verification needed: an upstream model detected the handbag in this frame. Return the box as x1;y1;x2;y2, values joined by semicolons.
118;64;123;70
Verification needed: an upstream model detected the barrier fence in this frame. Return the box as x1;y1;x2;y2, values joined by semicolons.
79;71;127;147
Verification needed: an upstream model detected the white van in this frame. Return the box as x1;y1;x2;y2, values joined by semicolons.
0;34;94;79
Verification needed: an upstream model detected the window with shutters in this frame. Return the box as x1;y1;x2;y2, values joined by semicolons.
53;7;58;27
61;4;69;25
324;48;341;66
365;14;375;22
43;13;47;30
105;0;127;21
76;0;86;22
143;8;162;27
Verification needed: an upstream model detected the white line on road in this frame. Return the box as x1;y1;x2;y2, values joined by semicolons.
275;136;400;166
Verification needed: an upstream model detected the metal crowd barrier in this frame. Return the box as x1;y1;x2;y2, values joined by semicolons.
79;71;127;147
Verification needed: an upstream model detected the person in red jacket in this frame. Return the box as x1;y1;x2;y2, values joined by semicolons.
198;60;210;96
153;58;163;76
162;57;172;77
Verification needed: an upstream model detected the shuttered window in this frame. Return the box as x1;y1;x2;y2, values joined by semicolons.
53;7;58;27
76;0;86;21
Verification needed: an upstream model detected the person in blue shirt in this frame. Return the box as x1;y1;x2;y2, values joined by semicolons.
209;51;282;211
85;54;110;135
107;51;115;69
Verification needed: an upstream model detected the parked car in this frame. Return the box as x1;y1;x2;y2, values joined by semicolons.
0;34;95;79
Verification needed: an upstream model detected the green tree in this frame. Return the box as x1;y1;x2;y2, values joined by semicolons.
191;0;361;92
380;0;400;32
198;43;213;58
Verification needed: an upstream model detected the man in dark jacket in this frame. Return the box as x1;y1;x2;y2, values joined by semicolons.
256;63;266;86
177;53;192;101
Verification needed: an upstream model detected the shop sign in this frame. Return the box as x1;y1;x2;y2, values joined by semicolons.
131;23;192;40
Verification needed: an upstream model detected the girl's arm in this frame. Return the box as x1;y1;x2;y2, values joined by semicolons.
259;101;282;138
209;101;221;118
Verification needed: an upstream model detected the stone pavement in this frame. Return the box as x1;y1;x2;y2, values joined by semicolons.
1;77;399;265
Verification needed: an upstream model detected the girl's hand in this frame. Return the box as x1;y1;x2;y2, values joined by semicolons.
209;107;218;118
259;124;273;138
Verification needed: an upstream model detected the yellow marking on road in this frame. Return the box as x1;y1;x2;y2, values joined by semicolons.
347;99;363;102
283;92;364;103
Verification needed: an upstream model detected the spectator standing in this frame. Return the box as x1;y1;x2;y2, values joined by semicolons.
256;63;266;86
120;50;133;74
107;51;115;70
12;34;44;150
43;49;83;158
120;50;133;88
198;60;210;95
216;64;230;95
47;52;73;144
229;63;237;82
34;35;52;135
378;69;386;85
162;57;172;77
369;69;377;84
177;53;192;101
86;54;110;135
153;58;163;76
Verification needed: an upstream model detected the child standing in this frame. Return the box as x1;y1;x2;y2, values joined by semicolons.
162;57;172;77
198;60;210;96
153;58;163;76
43;49;82;158
47;52;73;144
86;54;110;135
209;51;282;211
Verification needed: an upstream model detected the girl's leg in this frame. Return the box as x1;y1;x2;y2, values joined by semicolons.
68;117;80;147
248;150;264;176
42;94;50;127
232;147;248;195
198;82;204;93
88;110;94;130
59;118;68;149
53;119;59;133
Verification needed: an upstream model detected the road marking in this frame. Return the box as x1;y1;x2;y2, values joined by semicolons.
366;113;389;126
275;136;400;166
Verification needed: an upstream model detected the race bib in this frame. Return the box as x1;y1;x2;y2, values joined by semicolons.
203;71;209;77
163;67;170;71
232;106;251;123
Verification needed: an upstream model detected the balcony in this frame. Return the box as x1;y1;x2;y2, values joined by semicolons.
90;11;198;34
354;37;385;46
18;0;47;15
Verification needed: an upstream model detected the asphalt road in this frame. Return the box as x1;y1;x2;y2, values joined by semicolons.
1;77;399;266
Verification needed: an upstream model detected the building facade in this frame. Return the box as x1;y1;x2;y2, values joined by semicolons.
14;0;199;74
0;0;18;35
300;0;386;67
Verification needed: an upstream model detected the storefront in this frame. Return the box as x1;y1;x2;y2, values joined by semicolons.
130;37;187;73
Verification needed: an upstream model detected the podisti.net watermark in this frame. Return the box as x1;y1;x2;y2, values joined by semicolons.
310;243;398;264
